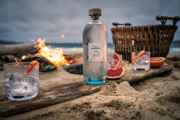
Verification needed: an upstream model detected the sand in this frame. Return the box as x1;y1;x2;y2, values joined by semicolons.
1;53;180;120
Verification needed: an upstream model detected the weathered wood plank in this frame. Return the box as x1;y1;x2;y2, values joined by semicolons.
0;67;101;117
64;63;173;84
0;82;100;117
121;64;173;84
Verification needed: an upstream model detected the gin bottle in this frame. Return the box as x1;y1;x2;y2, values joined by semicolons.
83;8;107;85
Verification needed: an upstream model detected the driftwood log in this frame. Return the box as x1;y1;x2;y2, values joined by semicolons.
124;65;173;84
0;43;38;56
0;55;56;72
0;82;100;117
21;55;57;72
21;54;83;72
64;63;173;84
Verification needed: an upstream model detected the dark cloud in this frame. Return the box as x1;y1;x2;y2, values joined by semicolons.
0;27;12;34
0;0;180;42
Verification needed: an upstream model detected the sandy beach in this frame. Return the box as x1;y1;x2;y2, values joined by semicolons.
0;52;179;120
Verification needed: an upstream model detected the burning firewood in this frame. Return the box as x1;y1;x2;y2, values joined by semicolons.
64;54;83;64
38;57;57;72
0;38;70;72
35;38;69;67
21;55;57;72
21;53;83;72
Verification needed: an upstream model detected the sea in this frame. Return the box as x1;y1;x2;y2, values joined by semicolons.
0;40;180;55
47;42;180;55
47;43;114;54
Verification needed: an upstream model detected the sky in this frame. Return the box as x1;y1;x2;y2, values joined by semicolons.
0;0;180;43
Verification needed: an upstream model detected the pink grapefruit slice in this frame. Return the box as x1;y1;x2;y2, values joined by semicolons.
106;53;125;79
106;67;125;79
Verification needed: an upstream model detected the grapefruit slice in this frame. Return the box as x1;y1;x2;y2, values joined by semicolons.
111;53;122;69
106;67;125;79
150;57;165;68
106;53;125;80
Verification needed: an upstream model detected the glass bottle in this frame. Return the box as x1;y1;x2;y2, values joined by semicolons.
82;8;107;86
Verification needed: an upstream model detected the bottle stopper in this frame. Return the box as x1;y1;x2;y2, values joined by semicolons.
89;8;102;20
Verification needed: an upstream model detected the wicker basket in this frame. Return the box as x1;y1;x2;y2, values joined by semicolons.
111;16;179;61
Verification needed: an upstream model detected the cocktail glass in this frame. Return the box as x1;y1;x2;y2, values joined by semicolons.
4;62;39;101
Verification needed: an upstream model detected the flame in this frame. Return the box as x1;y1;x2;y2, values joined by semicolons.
35;38;68;67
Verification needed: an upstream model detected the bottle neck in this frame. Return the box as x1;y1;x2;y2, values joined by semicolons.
88;16;102;24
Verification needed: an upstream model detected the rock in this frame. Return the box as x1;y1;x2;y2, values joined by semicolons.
63;64;83;74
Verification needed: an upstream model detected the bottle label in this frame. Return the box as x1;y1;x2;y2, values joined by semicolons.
88;43;102;62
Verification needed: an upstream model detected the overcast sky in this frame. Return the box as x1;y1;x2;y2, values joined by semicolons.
0;0;180;43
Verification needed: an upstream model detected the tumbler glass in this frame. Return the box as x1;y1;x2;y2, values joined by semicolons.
4;61;39;101
132;51;150;71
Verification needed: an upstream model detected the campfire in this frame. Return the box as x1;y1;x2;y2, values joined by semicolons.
35;38;69;68
21;37;70;72
0;37;71;72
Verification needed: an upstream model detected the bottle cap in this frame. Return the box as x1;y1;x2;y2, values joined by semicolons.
89;8;102;19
